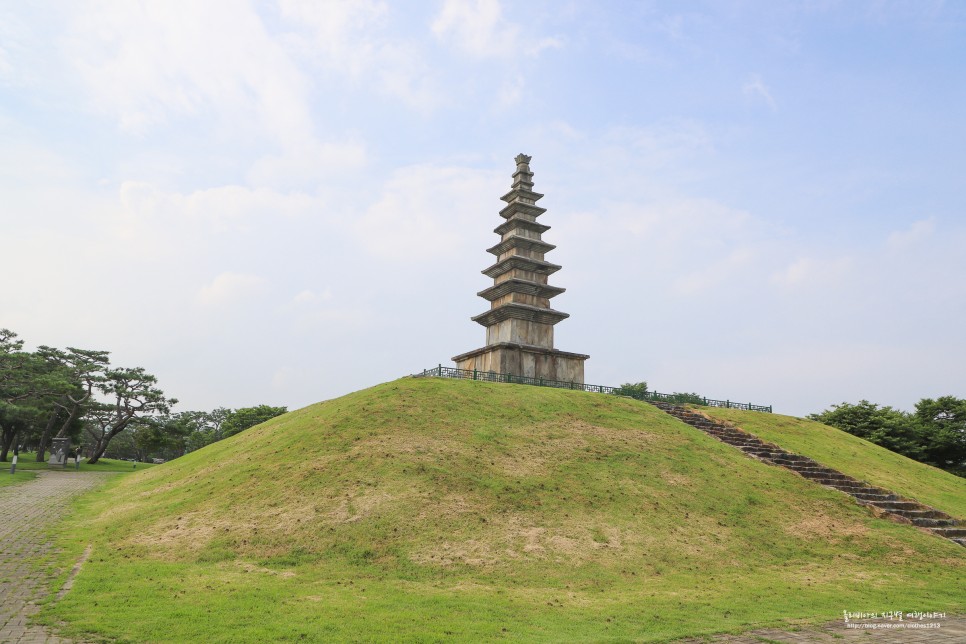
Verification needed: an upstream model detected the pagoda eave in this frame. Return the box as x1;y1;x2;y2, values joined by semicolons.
499;202;547;219
494;217;550;236
486;236;555;257
482;256;562;278
452;342;589;364
500;188;544;203
472;303;569;327
477;278;565;301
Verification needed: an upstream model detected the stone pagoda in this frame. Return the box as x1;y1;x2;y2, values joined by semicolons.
452;154;589;383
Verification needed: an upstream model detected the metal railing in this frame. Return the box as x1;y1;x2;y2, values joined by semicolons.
412;365;772;413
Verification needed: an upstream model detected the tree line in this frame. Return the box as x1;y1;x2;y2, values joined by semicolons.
809;397;966;477
0;328;285;464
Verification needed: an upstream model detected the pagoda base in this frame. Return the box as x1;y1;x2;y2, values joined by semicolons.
452;342;588;384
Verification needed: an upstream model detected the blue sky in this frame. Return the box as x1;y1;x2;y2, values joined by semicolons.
2;0;964;416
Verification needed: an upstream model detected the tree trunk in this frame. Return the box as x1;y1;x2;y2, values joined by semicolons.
55;400;84;439
36;409;60;462
87;438;106;464
0;426;13;462
85;418;132;465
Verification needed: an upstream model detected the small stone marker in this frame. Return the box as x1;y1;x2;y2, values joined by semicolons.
48;437;69;467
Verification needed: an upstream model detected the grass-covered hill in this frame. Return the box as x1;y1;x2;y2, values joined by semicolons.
701;407;965;518
43;378;965;642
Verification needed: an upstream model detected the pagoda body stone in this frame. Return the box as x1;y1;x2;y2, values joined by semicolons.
452;154;589;383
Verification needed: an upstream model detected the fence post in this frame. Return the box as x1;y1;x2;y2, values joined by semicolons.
473;369;477;381
438;363;442;376
726;399;730;408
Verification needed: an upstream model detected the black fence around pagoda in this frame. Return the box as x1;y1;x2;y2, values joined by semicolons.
412;365;772;413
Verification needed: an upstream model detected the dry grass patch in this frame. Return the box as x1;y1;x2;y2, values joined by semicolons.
784;513;870;540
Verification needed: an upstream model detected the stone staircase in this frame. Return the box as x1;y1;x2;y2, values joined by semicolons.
652;402;966;548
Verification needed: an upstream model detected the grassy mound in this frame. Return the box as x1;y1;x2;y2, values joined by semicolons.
701;408;965;517
41;379;964;642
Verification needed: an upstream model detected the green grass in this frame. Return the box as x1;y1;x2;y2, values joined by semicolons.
38;379;965;642
698;407;966;518
0;469;37;487
12;454;157;473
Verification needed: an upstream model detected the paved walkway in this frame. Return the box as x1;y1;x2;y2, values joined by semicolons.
0;470;110;644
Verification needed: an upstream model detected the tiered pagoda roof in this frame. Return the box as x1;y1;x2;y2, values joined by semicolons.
452;153;588;383
471;154;570;336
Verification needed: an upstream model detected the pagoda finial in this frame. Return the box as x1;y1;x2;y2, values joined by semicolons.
515;153;532;168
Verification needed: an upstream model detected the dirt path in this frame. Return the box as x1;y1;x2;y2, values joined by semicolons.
0;470;110;644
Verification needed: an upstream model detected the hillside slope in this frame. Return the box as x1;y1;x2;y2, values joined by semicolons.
43;378;964;642
701;407;965;518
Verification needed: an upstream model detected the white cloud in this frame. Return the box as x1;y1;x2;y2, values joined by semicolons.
197;272;269;306
277;0;388;75
247;140;367;190
673;248;754;294
431;0;518;58
607;120;714;163
117;181;322;244
0;11;24;80
769;256;852;289
67;0;313;144
886;217;935;249
496;73;524;109
355;163;501;261
280;0;445;111
743;73;777;110
431;0;562;59
372;42;446;112
613;197;752;243
293;289;333;305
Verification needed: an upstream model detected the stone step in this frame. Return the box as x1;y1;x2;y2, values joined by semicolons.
834;485;889;496
932;527;966;539
766;455;811;464
724;439;766;447
795;470;854;481
876;507;946;520
871;500;928;512
813;478;866;489
771;454;818;462
788;464;848;475
742;446;785;454
851;492;899;503
648;401;964;548
728;442;773;452
742;449;789;459
912;517;959;528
